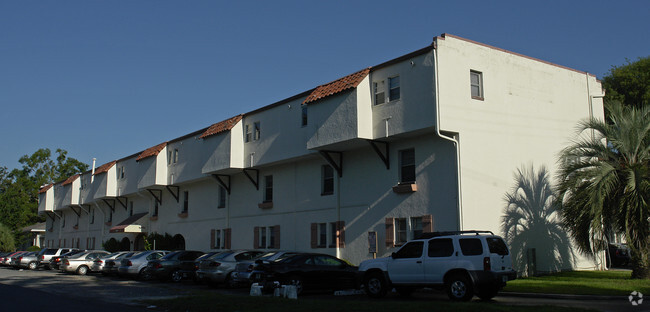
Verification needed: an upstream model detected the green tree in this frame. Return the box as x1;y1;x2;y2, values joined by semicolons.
0;223;16;252
556;101;650;279
601;56;650;110
0;148;88;243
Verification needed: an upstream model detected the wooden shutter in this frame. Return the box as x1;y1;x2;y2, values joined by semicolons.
385;218;394;247
253;226;259;249
310;223;318;248
273;225;281;249
210;229;216;249
224;228;232;249
422;214;433;233
337;221;345;248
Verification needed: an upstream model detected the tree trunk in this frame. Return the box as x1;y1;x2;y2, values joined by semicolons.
630;247;650;279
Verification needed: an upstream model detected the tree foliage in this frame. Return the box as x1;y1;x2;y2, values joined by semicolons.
556;101;650;279
0;223;16;252
601;56;650;110
0;148;88;244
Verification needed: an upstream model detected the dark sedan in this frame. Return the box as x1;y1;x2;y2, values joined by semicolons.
252;253;358;295
146;250;205;282
177;251;221;283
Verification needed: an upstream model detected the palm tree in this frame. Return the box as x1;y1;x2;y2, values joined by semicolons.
502;165;574;276
556;102;650;279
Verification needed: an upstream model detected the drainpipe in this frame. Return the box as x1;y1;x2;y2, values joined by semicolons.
336;174;341;259
433;42;464;231
94;202;106;246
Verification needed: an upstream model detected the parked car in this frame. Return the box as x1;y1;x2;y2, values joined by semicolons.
103;252;137;276
60;250;110;275
232;251;302;286
5;251;28;267
11;252;35;268
39;248;76;269
196;250;264;287
178;251;221;283
1;251;22;266
146;250;205;282
607;243;631;268
0;252;10;264
118;250;169;280
91;251;131;274
252;253;358;295
50;250;86;270
358;230;517;301
16;251;40;270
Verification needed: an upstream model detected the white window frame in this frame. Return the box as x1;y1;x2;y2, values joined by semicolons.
254;121;261;141
388;75;400;102
373;80;385;105
399;148;416;184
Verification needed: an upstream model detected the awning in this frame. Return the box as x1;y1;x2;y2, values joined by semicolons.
109;212;148;233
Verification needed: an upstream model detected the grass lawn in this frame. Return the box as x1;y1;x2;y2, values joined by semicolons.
503;270;650;296
145;291;596;312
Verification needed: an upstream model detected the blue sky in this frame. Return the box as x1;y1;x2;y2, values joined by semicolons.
1;1;648;173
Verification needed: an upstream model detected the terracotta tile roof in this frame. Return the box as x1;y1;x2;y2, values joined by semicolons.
302;68;371;104
199;115;243;139
61;174;80;186
136;142;167;162
94;160;117;175
38;184;53;194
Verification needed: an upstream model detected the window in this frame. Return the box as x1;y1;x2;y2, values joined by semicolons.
168;151;172;165
254;122;261;141
373;80;385;105
318;223;327;247
301;105;308;127
129;202;133;217
411;217;423;239
269;226;276;248
214;229;222;249
260;226;267;248
470;70;483;99
395;218;407;245
153;201;159;217
218;186;226;208
119;166;125;179
330;222;337;248
393;241;423;258
245;124;251;142
399;149;416;183
459;238;484;256
90;207;94;224
321;165;334;195
487;237;509;255
388;76;400;101
182;191;189;213
108;210;112;223
173;149;179;163
428;238;454;257
264;175;273;202
61;213;66;228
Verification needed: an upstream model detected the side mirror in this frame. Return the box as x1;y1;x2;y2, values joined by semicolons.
391;252;397;259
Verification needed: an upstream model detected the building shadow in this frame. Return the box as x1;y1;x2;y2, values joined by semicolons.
501;164;575;276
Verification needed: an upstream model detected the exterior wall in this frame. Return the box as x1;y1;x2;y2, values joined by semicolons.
306;91;364;150
78;172;93;205
201;131;237;174
136;148;169;188
93;167;117;199
435;35;605;271
116;156;139;196
38;188;54;213
370;52;436;138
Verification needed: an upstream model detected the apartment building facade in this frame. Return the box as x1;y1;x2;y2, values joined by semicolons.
38;34;605;272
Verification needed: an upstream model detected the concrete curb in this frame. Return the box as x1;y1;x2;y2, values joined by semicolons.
501;292;627;301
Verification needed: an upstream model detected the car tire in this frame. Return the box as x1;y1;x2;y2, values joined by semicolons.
171;270;183;283
138;268;152;281
288;275;304;295
28;262;38;270
364;272;388;298
446;274;474;301
76;265;89;276
476;286;498;301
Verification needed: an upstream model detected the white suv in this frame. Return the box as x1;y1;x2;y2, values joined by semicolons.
358;230;516;301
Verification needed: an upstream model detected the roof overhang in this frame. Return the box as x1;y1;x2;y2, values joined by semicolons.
109;212;148;233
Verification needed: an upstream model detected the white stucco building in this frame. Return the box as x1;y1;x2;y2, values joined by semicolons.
38;34;604;272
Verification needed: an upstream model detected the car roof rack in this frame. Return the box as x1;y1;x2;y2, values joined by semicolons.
416;230;494;239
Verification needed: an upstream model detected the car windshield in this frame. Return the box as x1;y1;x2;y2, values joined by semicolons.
61;250;84;257
161;251;181;260
209;251;234;260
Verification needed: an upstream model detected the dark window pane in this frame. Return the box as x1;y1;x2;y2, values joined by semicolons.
459;238;483;256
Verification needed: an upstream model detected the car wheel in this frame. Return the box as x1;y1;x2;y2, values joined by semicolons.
364;272;387;298
288;275;304;295
171;270;183;283
477;286;498;300
76;265;89;276
138;268;152;281
28;262;38;270
446;274;474;301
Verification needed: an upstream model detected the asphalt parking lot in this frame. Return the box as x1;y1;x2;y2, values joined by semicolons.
0;266;643;312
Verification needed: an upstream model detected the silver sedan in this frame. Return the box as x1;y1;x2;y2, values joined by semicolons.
60;250;110;275
196;250;264;287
